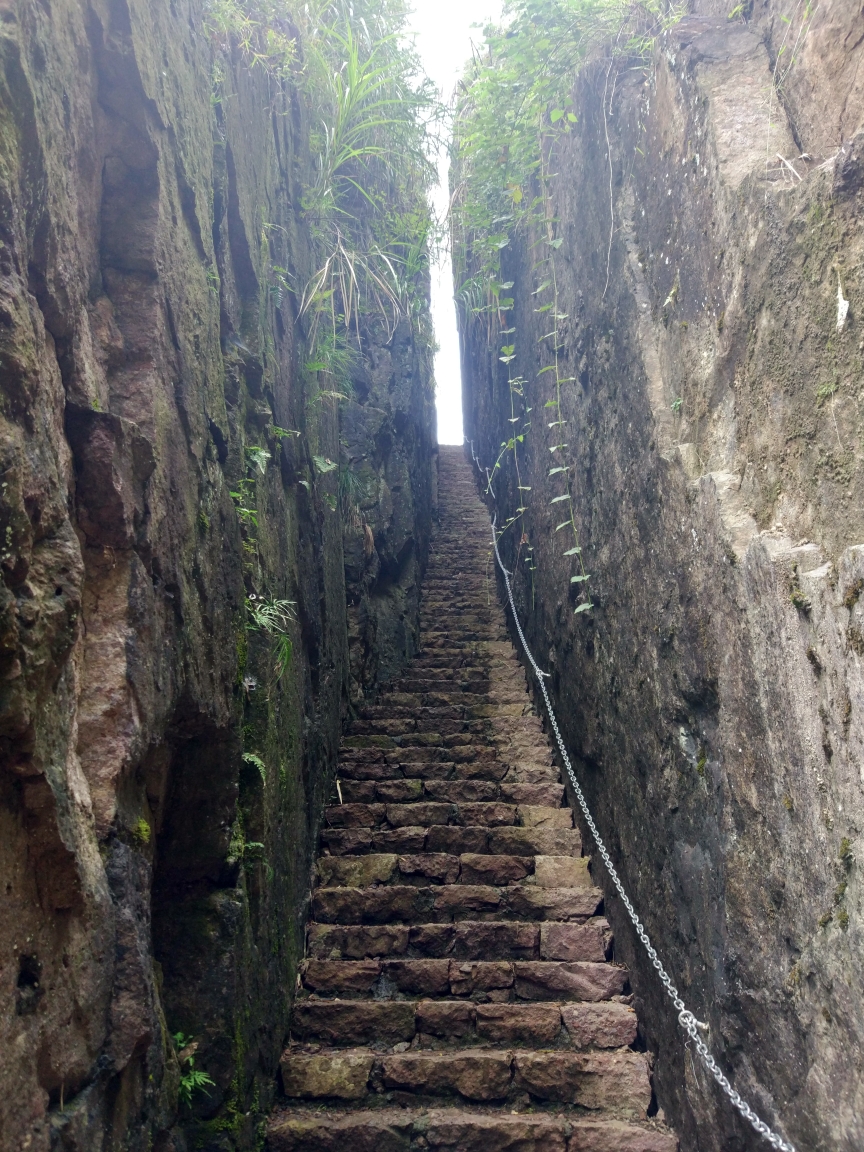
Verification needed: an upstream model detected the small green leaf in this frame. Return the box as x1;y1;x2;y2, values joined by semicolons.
555;520;571;531
550;109;564;123
548;466;566;475
549;494;570;503
242;752;267;783
570;574;590;582
563;546;581;555
547;238;563;249
574;602;594;614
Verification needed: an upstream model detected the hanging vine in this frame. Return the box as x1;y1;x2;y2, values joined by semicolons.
451;0;679;614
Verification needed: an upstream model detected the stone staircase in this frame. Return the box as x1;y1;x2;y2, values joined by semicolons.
267;445;677;1152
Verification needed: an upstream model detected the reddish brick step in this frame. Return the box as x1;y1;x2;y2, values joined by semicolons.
278;1046;651;1112
310;884;606;926
289;996;637;1048
306;920;610;963
334;780;567;806
268;1109;677;1152
316;852;589;888
320;824;582;857
325;800;571;830
299;957;629;1002
299;957;626;1000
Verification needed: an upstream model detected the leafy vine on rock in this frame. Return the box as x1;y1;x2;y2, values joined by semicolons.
452;0;679;613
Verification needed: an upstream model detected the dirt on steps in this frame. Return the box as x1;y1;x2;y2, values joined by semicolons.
267;446;677;1152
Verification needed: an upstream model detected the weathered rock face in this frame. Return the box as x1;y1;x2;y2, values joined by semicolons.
458;3;864;1151
0;2;435;1150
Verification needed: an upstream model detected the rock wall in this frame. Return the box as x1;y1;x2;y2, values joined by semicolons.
0;2;435;1150
458;3;864;1150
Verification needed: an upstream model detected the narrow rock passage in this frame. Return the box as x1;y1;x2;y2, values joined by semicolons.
268;446;677;1152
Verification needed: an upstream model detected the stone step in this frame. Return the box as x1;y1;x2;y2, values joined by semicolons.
357;694;527;715
376;694;494;709
268;1108;678;1152
310;884;606;927
306;916;609;962
320;824;583;858
324;801;572;829
337;780;496;805
334;779;565;807
273;450;677;1152
278;1046;652;1112
290;995;638;1049
299;956;629;1002
335;759;506;783
316;853;591;889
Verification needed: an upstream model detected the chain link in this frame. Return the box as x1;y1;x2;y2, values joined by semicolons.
471;450;796;1152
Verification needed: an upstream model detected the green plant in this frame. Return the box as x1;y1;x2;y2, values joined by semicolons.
245;596;296;680
171;1032;215;1107
132;817;151;845
245;445;272;474
228;818;268;870
789;564;811;612
230;480;259;532
338;463;363;524
843;579;863;611
242;751;267;783
306;329;357;402
452;0;679;616
204;0;297;79
312;455;338;474
206;0;438;454
246;595;296;630
293;0;440;367
269;424;300;441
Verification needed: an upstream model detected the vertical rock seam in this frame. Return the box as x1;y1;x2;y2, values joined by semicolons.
268;446;677;1152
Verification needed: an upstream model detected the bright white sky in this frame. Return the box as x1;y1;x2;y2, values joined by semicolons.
406;0;503;445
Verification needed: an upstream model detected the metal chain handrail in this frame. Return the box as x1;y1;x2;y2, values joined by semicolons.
470;443;796;1152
